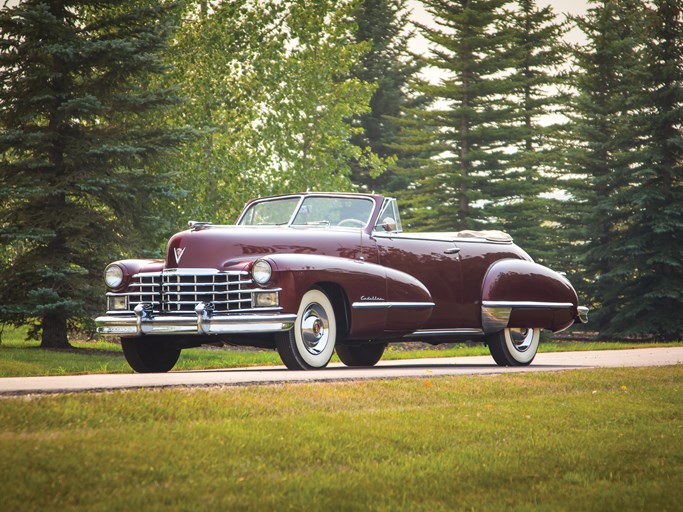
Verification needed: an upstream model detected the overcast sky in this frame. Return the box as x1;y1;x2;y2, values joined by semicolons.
408;0;590;52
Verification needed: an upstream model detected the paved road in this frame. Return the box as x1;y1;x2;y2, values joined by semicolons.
1;347;681;396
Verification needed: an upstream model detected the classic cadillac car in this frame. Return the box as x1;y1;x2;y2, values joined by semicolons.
96;192;588;372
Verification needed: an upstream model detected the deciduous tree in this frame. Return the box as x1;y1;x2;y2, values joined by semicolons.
159;0;382;225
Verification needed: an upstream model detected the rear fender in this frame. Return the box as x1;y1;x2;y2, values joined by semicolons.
481;259;580;333
263;254;433;338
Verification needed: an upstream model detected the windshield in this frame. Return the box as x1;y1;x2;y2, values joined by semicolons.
238;196;375;228
238;197;301;226
292;197;374;227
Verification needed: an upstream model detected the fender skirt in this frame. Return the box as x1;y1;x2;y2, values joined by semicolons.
481;259;584;333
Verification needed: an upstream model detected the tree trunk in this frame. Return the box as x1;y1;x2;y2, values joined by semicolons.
40;314;72;349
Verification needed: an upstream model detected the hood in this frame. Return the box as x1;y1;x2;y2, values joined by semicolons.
165;226;364;270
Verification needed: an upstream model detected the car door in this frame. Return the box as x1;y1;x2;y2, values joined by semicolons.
373;233;465;330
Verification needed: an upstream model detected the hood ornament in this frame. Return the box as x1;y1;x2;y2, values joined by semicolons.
174;247;186;265
188;220;212;231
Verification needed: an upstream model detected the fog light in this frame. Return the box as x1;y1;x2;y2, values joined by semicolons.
107;295;128;311
252;292;279;308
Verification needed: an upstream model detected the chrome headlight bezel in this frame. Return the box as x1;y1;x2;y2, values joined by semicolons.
104;264;124;289
252;259;272;286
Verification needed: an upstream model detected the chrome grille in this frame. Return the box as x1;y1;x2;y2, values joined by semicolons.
128;270;254;314
162;271;252;313
127;274;161;311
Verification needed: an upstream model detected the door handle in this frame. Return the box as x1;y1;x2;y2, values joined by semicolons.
444;247;460;255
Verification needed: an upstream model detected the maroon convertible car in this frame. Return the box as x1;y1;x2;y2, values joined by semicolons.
96;192;588;372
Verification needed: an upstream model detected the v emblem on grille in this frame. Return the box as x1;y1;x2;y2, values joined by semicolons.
174;247;186;265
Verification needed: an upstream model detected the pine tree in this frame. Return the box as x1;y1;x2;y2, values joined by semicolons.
611;0;683;339
567;0;682;339
349;0;422;193
568;0;645;335
0;0;192;347
396;0;513;231
495;0;568;264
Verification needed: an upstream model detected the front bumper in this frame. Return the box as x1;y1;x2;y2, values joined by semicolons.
96;303;297;336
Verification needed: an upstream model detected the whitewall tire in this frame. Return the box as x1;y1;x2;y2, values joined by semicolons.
276;289;337;370
487;327;540;366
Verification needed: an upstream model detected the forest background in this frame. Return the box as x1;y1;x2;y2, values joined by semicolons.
0;0;681;348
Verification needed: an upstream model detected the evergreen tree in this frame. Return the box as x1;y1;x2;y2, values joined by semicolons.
0;0;192;347
611;0;683;339
349;0;422;193
568;0;683;339
495;0;567;264
567;0;651;336
396;0;513;231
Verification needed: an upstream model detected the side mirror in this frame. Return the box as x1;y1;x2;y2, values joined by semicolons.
381;217;397;232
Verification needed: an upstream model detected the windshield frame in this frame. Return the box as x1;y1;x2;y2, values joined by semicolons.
236;195;304;227
236;194;378;229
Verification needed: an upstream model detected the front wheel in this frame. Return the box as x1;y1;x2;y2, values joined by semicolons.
486;328;540;366
121;336;181;373
275;289;337;370
336;343;386;367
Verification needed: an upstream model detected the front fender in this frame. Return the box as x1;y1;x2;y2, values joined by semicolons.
481;259;580;333
108;259;165;292
263;254;433;338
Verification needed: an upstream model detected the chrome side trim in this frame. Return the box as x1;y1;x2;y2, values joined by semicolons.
405;328;484;338
351;301;435;309
482;301;574;309
372;233;512;244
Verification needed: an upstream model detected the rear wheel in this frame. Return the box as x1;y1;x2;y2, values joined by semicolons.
275;289;337;370
121;336;181;373
486;328;540;366
336;343;386;367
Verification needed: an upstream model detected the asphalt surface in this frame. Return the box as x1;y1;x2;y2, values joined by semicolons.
1;347;681;396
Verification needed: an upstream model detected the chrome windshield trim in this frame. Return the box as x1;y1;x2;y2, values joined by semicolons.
236;193;378;229
235;195;304;226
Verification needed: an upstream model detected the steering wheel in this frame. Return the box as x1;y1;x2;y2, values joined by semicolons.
337;218;365;228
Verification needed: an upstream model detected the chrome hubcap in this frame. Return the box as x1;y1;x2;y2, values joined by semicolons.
508;328;534;353
300;303;329;355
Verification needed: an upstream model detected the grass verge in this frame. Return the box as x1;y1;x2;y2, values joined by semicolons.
1;324;680;377
0;366;681;511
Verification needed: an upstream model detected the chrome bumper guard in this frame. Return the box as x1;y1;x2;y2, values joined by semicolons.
577;306;589;324
481;301;589;333
95;303;297;336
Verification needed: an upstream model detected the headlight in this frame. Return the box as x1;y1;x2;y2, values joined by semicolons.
104;264;124;289
252;259;272;285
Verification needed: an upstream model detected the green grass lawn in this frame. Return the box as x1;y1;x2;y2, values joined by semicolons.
1;324;680;377
0;366;681;511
